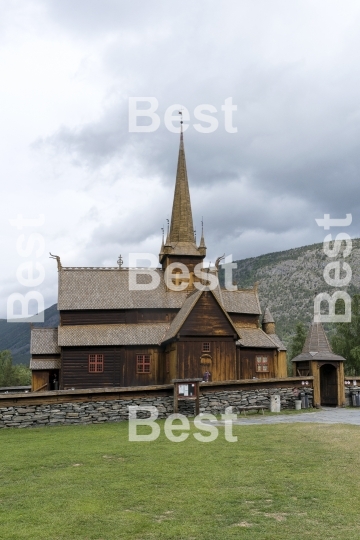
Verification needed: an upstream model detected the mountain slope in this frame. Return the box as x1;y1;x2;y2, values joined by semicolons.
0;304;60;365
228;238;360;342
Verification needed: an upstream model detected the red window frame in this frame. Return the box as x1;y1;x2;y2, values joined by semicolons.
137;354;151;373
89;354;104;373
202;342;211;352
255;355;269;372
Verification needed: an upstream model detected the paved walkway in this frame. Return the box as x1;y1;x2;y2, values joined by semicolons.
215;408;360;426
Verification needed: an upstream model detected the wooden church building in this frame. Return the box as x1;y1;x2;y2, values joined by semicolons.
30;130;287;391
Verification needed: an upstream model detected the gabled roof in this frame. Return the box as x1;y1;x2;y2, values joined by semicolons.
162;288;241;343
58;268;188;310
235;327;278;349
58;323;169;347
31;328;60;355
58;268;262;314
162;290;201;342
292;322;345;362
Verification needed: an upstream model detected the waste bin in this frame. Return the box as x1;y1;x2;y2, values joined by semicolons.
300;391;306;409
295;400;302;410
351;391;360;407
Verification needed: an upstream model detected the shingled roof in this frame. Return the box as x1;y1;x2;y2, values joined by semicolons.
31;328;60;355
267;334;287;351
58;268;261;314
58;323;169;347
30;358;61;370
235;327;278;349
262;307;275;323
58;268;188;310
292;322;345;362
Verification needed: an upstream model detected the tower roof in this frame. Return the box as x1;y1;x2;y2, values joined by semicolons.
262;307;275;324
160;129;205;262
302;322;332;354
169;131;195;244
292;321;345;362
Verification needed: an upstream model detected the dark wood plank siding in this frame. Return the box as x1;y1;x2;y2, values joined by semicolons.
123;347;164;386
31;354;60;360
61;346;164;389
176;339;237;382
239;348;276;379
181;292;236;336
62;347;116;389
61;310;126;325
137;309;178;323
61;309;178;325
229;313;260;327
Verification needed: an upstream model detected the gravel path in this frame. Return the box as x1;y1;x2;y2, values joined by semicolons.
214;407;360;426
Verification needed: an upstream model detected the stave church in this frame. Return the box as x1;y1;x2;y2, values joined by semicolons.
30;129;287;391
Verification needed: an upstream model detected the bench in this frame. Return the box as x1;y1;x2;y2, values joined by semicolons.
238;405;266;416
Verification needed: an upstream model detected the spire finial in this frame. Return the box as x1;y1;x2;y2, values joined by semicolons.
165;218;170;245
199;216;206;251
159;226;165;256
178;109;183;135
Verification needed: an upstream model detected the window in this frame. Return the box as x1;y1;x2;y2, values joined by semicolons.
256;355;269;372
202;342;211;352
89;354;104;373
137;354;151;373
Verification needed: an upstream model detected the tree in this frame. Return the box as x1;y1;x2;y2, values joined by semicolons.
0;350;31;387
290;322;307;360
332;295;360;375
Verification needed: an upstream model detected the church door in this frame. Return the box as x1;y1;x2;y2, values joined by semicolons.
320;364;338;406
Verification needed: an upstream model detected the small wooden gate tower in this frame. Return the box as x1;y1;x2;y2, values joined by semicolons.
292;321;345;407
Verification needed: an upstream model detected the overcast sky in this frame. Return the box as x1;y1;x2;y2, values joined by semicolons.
1;0;360;319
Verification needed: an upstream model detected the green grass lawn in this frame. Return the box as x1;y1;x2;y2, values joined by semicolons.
1;420;360;540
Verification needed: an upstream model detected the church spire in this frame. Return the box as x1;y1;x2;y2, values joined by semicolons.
169;126;195;243
159;118;206;269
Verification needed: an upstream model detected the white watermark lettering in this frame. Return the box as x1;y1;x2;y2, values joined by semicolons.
128;406;161;442
129;98;237;134
128;252;237;292
314;214;352;323
7;215;46;322
164;414;190;442
221;406;238;442
193;413;219;442
128;253;161;291
128;406;238;442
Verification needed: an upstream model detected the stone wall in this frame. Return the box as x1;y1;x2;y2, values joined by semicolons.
0;387;312;429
